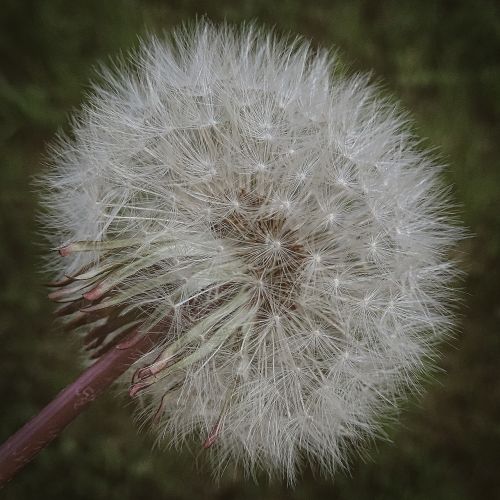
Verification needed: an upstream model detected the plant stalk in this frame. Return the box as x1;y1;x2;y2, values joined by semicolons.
0;330;155;488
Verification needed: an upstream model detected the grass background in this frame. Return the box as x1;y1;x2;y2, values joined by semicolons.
1;0;499;498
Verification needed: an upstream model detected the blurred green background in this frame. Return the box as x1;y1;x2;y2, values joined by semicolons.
1;0;499;498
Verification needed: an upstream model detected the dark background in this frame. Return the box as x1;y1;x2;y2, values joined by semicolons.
1;1;499;498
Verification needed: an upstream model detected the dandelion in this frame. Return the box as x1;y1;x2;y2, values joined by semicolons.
0;21;463;483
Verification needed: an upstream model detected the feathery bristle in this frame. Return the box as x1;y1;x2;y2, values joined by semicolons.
39;21;464;481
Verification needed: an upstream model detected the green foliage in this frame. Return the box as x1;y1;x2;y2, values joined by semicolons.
1;0;499;498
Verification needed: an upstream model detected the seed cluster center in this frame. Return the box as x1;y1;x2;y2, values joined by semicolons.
211;189;307;317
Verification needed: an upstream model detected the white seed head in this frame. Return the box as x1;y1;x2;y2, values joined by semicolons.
40;21;463;481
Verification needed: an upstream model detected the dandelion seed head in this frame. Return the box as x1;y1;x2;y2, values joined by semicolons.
40;21;463;481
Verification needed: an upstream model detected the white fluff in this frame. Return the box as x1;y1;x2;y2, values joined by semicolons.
40;21;463;481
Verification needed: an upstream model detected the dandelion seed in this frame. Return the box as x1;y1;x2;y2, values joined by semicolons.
38;21;463;481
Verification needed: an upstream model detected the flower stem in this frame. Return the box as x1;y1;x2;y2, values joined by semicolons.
0;329;155;488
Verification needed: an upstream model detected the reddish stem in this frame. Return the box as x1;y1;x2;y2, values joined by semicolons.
0;330;155;488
